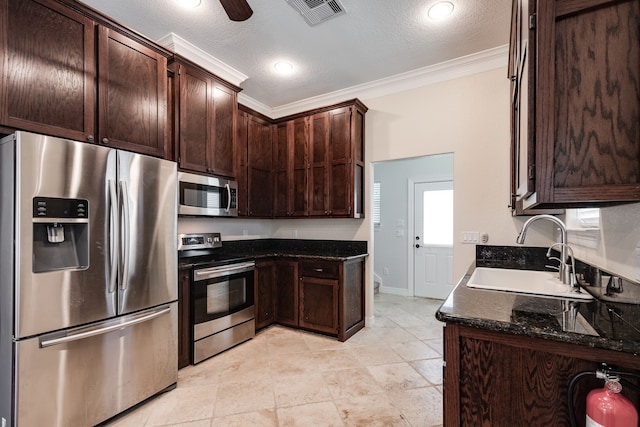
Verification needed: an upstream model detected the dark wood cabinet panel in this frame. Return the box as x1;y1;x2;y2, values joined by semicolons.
178;267;191;369
235;110;249;215
309;112;330;216
0;0;96;142
178;64;210;173
274;121;290;217
174;58;238;176
255;259;276;330
210;83;236;177
273;118;309;217
299;275;339;335
511;0;640;211
329;107;350;217
291;118;309;216
247;113;273;217
443;323;640;426
97;26;168;157
275;260;299;327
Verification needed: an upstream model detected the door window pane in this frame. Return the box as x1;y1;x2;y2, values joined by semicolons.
423;189;453;245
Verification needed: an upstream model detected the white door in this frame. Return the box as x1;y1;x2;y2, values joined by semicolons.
414;181;453;299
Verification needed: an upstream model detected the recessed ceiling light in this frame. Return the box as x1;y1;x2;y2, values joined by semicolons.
428;1;454;20
176;0;201;8
274;61;294;74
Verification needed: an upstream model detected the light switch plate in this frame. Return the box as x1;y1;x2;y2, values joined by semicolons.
461;231;479;244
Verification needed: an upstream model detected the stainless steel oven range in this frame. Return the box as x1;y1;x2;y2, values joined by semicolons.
178;233;255;364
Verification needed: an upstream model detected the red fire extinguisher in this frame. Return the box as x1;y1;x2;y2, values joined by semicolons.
586;375;639;427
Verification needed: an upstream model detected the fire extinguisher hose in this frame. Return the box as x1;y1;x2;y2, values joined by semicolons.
568;370;596;427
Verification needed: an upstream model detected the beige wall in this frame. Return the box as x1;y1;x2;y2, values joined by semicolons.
190;64;640;322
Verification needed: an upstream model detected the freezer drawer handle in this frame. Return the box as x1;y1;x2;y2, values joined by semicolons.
39;306;172;348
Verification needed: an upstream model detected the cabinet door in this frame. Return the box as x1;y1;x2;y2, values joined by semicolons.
210;82;236;178
533;0;640;206
291;117;309;216
299;275;339;335
273;121;290;217
329;107;351;216
247;115;273;217
178;64;211;173
275;260;298;327
0;0;96;142
98;26;168;157
235;110;249;216
178;267;191;369
308;112;330;216
255;260;275;330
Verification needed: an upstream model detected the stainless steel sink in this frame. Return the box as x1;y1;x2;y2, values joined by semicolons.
467;267;593;300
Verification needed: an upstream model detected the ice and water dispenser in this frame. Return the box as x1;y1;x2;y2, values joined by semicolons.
32;197;89;273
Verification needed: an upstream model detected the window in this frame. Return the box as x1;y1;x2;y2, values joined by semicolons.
566;208;600;248
422;189;454;246
373;181;381;228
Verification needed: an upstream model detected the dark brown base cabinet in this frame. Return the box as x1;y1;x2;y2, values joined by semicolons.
443;324;640;426
255;257;365;341
254;260;276;330
178;267;191;369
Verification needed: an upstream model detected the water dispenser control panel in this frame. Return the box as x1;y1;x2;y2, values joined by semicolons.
33;197;88;219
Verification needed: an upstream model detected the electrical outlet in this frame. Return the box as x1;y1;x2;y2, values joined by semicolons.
292;229;298;238
383;267;389;275
242;229;248;236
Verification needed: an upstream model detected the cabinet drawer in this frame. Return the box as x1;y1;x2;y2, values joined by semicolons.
299;261;339;279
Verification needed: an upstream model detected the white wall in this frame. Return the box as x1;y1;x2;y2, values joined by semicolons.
373;154;454;294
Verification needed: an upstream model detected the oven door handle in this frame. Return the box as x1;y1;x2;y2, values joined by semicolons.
194;262;255;280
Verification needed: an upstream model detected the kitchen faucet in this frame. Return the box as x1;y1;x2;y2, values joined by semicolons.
516;214;571;285
546;242;580;292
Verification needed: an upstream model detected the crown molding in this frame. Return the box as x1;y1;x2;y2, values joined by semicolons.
157;32;248;87
241;44;509;119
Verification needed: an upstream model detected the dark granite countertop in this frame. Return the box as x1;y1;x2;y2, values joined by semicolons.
436;245;640;355
179;238;368;269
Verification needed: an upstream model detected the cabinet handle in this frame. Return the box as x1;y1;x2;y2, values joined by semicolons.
102;137;109;144
314;268;323;272
87;135;94;142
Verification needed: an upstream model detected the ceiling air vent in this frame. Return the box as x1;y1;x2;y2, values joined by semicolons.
285;0;347;26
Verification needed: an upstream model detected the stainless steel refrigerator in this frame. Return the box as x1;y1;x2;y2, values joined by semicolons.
0;131;178;427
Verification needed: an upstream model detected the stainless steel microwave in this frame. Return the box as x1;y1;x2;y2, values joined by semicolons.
178;172;238;217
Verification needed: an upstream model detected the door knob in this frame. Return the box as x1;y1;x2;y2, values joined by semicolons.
415;244;420;248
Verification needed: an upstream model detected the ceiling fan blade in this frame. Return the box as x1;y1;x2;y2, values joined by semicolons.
219;0;253;21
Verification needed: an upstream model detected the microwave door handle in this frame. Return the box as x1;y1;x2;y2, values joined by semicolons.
108;180;118;294
119;180;131;291
225;183;231;213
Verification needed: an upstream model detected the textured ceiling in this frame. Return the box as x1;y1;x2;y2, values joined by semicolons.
79;0;511;108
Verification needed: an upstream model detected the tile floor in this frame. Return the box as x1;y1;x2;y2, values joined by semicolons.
106;294;445;427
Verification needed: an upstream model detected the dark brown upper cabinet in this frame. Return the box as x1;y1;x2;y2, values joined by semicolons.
511;0;640;212
0;0;95;142
281;99;367;218
98;27;168;157
274;117;309;217
247;111;273;217
173;57;239;177
236;106;274;217
0;0;171;158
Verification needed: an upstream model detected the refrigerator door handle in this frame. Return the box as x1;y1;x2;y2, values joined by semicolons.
108;179;119;294
225;183;231;213
39;305;172;348
119;180;131;291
